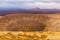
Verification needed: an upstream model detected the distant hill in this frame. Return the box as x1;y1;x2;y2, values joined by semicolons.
29;7;40;11
0;8;60;15
28;8;60;13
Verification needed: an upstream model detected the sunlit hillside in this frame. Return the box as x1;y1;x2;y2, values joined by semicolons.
0;14;60;32
0;14;49;31
0;16;3;19
0;14;60;40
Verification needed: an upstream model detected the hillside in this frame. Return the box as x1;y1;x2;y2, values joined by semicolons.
0;14;50;31
0;16;1;18
0;16;3;19
45;14;60;32
0;14;60;32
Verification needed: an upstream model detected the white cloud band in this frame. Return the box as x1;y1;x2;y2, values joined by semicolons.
0;0;59;9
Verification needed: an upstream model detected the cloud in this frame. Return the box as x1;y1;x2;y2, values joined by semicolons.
24;2;60;9
0;0;60;3
35;0;60;3
34;2;60;9
0;0;60;9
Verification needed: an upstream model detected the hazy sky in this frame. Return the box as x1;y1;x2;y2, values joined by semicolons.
0;0;60;9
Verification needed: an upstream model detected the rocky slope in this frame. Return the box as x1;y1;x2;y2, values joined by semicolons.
0;16;3;19
0;14;60;32
45;14;60;32
0;14;50;31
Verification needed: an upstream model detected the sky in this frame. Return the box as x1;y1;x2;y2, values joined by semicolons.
0;0;60;9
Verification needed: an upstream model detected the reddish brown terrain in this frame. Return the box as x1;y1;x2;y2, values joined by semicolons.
0;13;60;32
0;13;60;40
0;16;3;19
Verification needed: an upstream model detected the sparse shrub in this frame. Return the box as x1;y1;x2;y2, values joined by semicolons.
36;23;47;31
